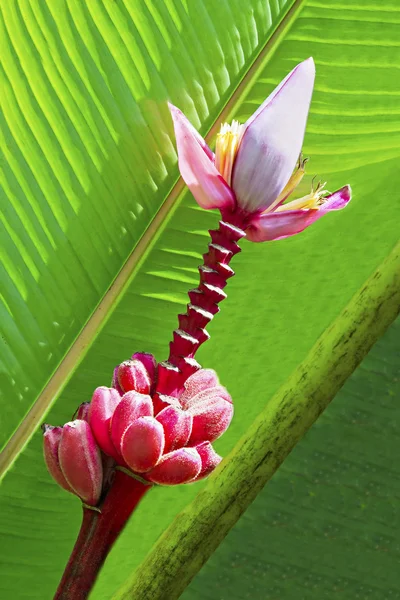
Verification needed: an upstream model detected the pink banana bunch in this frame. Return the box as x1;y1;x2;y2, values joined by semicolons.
43;352;233;504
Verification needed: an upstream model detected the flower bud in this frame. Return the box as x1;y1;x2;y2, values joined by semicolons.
147;447;202;485
110;391;153;456
58;420;103;505
88;387;121;460
43;425;74;494
120;417;165;473
115;360;152;395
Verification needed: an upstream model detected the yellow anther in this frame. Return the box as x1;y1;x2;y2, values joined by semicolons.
276;180;328;212
215;120;244;186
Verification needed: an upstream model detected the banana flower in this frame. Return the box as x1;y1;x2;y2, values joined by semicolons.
169;57;351;241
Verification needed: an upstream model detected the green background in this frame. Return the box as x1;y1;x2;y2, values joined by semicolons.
1;0;399;598
184;318;400;600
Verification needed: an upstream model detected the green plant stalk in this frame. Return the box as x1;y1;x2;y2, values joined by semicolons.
113;240;400;600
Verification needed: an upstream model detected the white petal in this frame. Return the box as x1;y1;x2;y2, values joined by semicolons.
232;58;315;213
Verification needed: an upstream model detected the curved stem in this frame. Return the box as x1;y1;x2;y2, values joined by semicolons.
54;470;151;600
156;217;246;396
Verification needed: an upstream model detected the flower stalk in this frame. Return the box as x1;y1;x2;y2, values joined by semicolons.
163;218;246;391
54;470;151;600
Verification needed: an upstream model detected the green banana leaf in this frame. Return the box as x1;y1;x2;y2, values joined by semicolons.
0;0;399;598
181;316;400;600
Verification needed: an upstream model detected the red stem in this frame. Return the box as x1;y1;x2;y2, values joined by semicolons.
54;470;151;600
156;216;247;396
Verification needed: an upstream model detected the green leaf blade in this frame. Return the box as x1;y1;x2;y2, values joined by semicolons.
0;0;294;450
1;0;400;599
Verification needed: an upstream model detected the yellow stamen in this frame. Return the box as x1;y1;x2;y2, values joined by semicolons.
215;120;244;186
265;154;308;213
276;180;329;212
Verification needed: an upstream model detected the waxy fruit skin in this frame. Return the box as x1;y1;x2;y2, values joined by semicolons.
120;417;165;473
110;391;153;455
87;359;232;486
114;359;152;395
43;420;103;505
44;355;233;496
43;425;74;495
88;387;121;461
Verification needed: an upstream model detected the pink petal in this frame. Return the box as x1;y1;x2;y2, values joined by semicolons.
156;405;193;452
147;447;202;485
168;102;214;161
110;391;153;455
319;185;352;212
189;441;222;481
121;417;164;473
59;420;103;505
43;425;74;494
246;185;351;242
88;387;121;459
232;58;315;213
183;386;233;445
169;103;235;210
246;210;314;242
179;368;220;405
